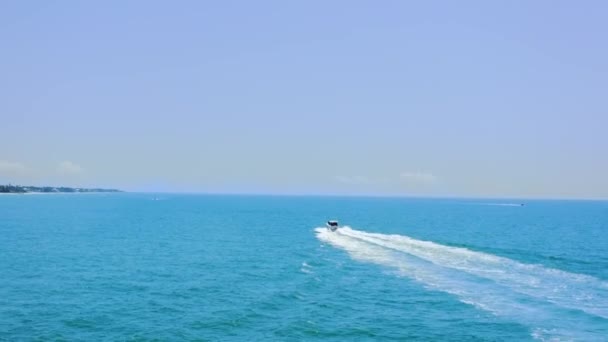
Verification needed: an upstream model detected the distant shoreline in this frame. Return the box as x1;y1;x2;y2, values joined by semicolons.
0;192;123;195
0;184;123;194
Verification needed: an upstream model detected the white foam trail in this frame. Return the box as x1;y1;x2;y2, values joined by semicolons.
316;226;608;340
340;227;608;319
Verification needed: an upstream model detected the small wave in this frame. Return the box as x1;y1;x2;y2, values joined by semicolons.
316;226;608;340
300;267;313;274
300;262;313;274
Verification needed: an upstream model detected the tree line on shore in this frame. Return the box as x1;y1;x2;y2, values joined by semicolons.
0;184;122;193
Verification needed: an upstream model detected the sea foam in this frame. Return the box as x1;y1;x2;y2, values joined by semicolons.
316;226;608;340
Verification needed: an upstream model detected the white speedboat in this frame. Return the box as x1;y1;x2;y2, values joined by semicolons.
326;220;339;232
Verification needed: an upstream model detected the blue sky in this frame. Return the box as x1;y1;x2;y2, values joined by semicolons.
1;1;607;198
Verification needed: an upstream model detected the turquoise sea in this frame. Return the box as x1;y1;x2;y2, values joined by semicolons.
1;194;607;341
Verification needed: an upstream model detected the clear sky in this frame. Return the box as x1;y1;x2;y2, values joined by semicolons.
1;1;607;198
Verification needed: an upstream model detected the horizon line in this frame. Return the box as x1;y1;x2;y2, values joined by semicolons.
122;190;608;201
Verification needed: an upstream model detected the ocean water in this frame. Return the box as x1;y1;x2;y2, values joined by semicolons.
1;194;607;341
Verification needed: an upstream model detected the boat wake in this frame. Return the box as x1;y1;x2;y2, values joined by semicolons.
315;226;608;340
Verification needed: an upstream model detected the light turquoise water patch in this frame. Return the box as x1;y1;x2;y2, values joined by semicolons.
1;194;607;340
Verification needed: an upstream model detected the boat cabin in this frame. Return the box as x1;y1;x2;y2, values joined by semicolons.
326;220;339;231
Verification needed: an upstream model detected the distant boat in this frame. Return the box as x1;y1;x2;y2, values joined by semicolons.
326;220;339;232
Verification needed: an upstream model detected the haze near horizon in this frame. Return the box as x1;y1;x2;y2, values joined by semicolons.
1;1;607;199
